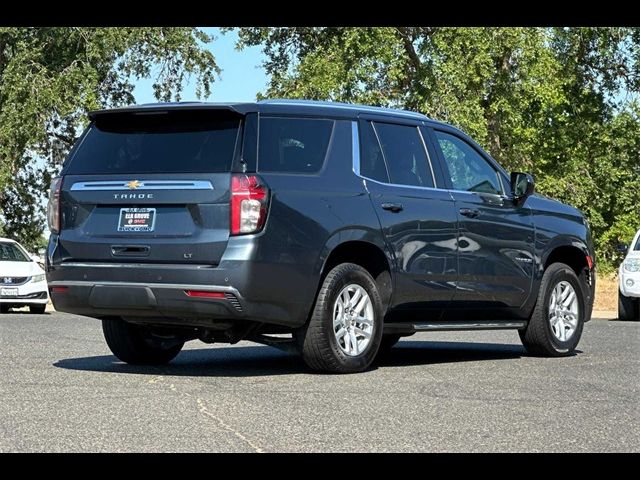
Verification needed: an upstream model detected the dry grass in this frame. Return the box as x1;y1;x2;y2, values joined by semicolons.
594;272;618;312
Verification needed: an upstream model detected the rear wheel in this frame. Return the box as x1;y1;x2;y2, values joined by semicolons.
29;305;46;314
618;290;639;321
102;318;184;365
519;262;585;356
298;263;384;373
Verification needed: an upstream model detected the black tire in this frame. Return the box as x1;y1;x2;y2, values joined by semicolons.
519;262;585;356
298;263;384;373
29;304;46;314
618;290;639;321
0;304;10;313
102;317;184;365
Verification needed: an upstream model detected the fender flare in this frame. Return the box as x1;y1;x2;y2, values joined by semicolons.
314;227;395;278
540;235;591;274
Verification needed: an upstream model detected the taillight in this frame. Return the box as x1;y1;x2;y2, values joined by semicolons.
230;174;269;235
47;177;63;234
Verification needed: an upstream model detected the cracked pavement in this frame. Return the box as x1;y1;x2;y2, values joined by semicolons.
0;311;638;452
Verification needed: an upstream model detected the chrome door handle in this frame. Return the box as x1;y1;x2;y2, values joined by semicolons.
459;208;480;218
381;203;404;212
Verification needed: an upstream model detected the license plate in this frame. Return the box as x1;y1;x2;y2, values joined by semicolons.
118;208;156;232
1;287;18;297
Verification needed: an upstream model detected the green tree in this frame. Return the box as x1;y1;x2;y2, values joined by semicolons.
229;26;640;269
0;27;218;251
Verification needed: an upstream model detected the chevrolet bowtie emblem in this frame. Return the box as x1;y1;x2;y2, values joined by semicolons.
126;180;142;190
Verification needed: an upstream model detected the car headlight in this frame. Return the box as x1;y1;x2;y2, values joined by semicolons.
623;259;640;272
31;274;45;283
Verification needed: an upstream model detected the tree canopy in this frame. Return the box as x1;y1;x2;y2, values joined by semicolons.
0;27;217;250
229;27;639;269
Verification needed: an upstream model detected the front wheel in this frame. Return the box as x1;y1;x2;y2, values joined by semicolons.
297;263;384;373
519;262;586;356
102;318;184;365
618;290;639;321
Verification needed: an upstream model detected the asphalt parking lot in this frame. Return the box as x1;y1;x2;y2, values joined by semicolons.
0;310;638;452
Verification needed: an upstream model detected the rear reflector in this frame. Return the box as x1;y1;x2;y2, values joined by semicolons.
51;286;68;294
586;255;594;270
184;290;226;299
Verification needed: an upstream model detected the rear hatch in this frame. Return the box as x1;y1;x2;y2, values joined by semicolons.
56;108;243;266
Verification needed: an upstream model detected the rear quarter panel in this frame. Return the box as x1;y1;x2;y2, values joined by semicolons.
244;120;385;325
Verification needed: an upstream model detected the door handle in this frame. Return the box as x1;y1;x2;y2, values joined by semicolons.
459;208;480;218
381;202;404;212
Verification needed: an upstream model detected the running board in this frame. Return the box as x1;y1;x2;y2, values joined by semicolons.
384;320;527;334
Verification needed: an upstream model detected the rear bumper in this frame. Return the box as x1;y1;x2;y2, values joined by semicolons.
46;261;309;328
48;280;246;325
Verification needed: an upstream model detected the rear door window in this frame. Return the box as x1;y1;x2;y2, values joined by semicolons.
66;111;240;174
373;122;435;188
258;117;334;174
359;121;390;183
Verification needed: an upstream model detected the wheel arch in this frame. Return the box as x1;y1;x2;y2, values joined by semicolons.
540;236;595;321
314;230;394;315
541;237;592;277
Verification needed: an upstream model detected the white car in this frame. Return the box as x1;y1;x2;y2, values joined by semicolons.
0;238;49;314
619;229;640;320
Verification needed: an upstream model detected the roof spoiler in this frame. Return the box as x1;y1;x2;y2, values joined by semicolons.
88;102;257;121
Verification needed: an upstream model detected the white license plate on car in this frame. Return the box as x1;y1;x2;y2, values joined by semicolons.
118;207;156;232
1;287;18;297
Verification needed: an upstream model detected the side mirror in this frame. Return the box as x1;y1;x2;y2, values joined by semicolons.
617;243;629;254
510;172;535;203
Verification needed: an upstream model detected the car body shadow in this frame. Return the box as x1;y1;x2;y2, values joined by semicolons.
54;340;537;377
377;341;529;368
55;346;305;377
0;309;51;315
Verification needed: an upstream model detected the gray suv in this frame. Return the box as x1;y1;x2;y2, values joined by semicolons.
46;100;596;373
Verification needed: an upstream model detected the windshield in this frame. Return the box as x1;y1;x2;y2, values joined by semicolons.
66;111;240;175
635;235;640;251
0;242;30;262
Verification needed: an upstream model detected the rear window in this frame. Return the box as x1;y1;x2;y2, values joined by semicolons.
66;111;240;174
258;117;334;174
